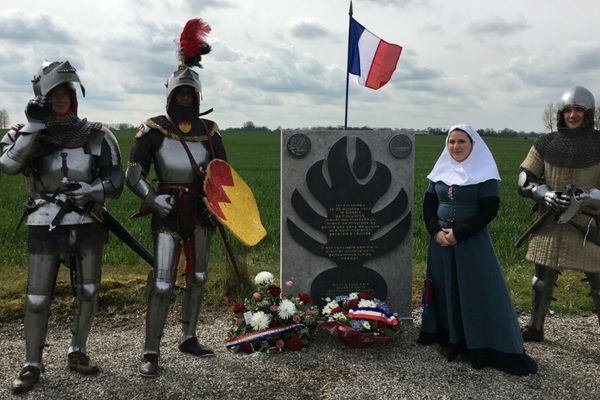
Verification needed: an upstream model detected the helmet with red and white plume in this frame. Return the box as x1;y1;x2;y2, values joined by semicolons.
166;18;212;100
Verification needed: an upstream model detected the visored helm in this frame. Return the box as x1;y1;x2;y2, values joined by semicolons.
31;60;85;97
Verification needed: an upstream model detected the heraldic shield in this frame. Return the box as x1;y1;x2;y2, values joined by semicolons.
203;159;267;246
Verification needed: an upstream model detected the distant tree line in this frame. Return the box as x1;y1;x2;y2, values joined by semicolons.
0;109;9;129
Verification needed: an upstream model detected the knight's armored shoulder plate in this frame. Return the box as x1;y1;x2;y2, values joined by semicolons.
85;123;107;156
99;126;122;165
200;118;221;138
9;124;25;134
1;125;24;149
142;116;174;138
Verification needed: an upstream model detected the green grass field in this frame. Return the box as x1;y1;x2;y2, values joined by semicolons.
0;131;594;321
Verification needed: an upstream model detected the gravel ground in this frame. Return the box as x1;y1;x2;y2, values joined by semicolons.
0;309;599;400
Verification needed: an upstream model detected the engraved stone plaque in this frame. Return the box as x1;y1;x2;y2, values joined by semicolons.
281;130;414;319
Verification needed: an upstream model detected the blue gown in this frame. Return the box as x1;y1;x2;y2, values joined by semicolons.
418;179;537;376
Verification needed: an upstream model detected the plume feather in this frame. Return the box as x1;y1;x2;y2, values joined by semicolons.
179;18;212;68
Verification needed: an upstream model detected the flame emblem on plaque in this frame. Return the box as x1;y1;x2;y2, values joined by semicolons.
287;136;411;304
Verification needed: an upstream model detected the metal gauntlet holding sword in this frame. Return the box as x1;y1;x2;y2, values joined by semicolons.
515;171;600;248
17;151;154;266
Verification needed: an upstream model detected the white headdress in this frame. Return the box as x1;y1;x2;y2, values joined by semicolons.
426;124;500;186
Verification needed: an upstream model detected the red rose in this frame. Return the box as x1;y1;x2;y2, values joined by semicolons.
286;335;302;351
298;293;311;304
348;299;359;308
239;343;253;354
232;302;245;313
357;292;372;300
269;286;282;297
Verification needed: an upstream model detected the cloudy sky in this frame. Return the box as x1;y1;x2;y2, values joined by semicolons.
0;0;598;132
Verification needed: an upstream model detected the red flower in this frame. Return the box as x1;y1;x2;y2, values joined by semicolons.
330;305;342;314
232;302;245;313
348;299;359;308
239;343;253;354
357;292;373;300
298;293;311;304
286;335;302;351
269;286;282;297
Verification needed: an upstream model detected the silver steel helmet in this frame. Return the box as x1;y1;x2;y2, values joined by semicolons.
166;67;201;98
31;60;85;97
558;85;595;112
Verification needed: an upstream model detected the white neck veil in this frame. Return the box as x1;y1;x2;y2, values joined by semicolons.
426;124;500;186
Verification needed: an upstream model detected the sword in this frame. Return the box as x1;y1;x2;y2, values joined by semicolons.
96;208;154;266
514;209;553;248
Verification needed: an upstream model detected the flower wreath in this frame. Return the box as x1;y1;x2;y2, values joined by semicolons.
318;292;401;348
225;271;319;354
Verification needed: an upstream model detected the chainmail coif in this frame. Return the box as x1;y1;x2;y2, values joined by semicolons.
41;114;100;147
534;126;600;168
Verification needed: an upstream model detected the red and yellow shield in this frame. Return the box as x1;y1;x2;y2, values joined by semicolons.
204;159;267;246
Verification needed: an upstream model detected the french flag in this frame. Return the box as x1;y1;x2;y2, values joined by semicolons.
348;17;402;90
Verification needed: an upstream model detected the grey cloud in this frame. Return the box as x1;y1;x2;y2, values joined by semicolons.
506;42;600;88
418;23;443;33
290;19;334;40
211;42;243;62
181;0;235;10
0;10;77;44
0;69;34;93
569;42;600;71
130;0;234;11
468;15;530;36
359;0;426;6
393;51;444;91
228;45;342;98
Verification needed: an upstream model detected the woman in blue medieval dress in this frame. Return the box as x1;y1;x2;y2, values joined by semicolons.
417;124;537;376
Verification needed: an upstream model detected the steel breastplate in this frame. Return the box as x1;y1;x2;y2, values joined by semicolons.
27;146;96;226
154;137;210;183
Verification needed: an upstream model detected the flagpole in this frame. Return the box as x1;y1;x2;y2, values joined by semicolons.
344;1;353;130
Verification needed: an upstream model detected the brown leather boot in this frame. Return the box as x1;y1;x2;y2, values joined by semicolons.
12;366;41;394
68;351;99;375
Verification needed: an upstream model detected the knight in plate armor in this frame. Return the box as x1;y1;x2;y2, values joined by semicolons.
125;19;226;377
1;60;123;394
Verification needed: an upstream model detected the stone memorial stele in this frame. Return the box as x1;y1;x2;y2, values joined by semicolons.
281;130;414;319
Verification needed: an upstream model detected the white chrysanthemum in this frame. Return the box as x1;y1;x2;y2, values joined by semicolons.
333;312;347;322
348;293;359;300
250;311;271;330
322;300;339;315
358;299;377;308
362;321;371;330
278;299;297;319
254;271;274;286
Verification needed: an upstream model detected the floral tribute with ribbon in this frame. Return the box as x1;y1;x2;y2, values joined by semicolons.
318;292;401;348
225;271;319;354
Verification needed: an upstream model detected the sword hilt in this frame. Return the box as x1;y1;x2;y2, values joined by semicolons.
60;152;69;182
